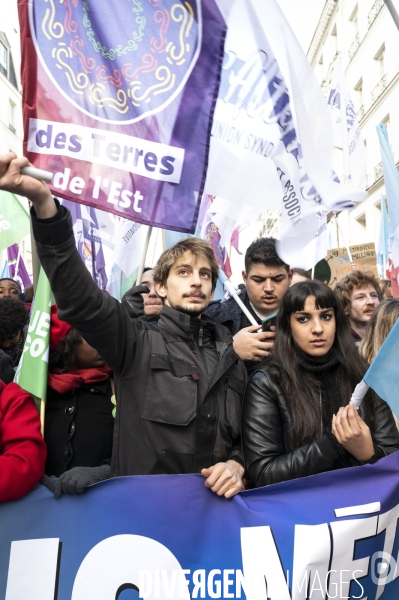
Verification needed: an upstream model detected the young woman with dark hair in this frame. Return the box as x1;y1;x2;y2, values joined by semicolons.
242;280;399;488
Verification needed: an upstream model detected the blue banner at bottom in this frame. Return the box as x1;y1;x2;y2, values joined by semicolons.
2;452;399;599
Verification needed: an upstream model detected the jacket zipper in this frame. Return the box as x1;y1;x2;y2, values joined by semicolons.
197;325;209;380
319;391;323;437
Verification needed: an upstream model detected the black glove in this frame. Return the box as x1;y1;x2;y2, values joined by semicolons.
121;285;149;318
0;349;16;384
53;464;111;498
40;474;56;493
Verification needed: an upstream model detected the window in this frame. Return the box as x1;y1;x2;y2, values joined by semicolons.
356;213;366;227
9;99;16;135
374;44;385;79
378;49;385;77
331;24;338;55
0;41;7;76
382;114;392;150
350;6;359;33
372;45;387;102
354;79;364;118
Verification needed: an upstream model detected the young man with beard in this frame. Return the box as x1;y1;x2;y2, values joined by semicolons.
335;271;382;343
0;153;246;498
205;238;293;372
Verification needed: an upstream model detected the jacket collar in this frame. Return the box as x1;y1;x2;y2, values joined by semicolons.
157;304;203;339
157;305;232;346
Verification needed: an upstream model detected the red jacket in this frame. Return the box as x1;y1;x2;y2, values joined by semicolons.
0;382;46;502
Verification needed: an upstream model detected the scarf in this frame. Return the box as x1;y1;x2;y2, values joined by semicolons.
48;364;112;394
299;352;354;469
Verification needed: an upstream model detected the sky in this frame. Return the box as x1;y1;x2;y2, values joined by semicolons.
277;0;325;52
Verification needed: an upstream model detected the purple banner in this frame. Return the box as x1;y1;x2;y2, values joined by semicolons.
20;0;226;233
7;244;31;290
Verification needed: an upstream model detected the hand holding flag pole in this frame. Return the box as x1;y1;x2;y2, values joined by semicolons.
20;166;53;183
350;380;370;410
219;272;259;327
350;317;399;418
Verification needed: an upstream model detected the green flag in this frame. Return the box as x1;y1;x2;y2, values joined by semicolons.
15;268;52;402
0;191;30;252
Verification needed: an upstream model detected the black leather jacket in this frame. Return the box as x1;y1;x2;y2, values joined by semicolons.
242;368;399;487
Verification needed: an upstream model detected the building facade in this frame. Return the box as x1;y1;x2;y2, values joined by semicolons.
308;0;399;254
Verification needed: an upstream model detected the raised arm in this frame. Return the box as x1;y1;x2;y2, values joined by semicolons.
0;153;135;375
0;153;57;218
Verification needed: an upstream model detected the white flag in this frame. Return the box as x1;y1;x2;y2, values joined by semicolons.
113;219;150;278
327;58;366;189
207;0;366;268
201;197;260;249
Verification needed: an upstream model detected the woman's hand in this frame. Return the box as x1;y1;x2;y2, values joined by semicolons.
332;405;375;462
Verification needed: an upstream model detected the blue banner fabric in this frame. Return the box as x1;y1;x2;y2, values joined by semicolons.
2;453;399;599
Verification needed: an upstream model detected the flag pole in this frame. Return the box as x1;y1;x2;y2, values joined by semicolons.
222;278;259;327
40;400;46;437
31;223;46;434
136;226;153;284
334;213;355;270
384;0;399;30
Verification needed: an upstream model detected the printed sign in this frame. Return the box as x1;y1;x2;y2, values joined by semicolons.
315;243;378;286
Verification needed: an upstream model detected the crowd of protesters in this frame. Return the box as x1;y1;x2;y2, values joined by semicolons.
0;153;398;503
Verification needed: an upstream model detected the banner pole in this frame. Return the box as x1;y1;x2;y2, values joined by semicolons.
40;399;45;437
136;226;153;284
30;220;41;293
150;228;159;267
334;213;355;270
15;243;22;281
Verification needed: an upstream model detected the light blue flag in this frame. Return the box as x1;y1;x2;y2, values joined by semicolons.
364;317;399;417
377;123;399;295
377;194;389;278
1;261;9;279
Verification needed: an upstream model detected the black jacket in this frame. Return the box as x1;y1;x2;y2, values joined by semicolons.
32;204;247;477
0;350;16;384
45;380;114;477
242;368;399;487
204;289;261;335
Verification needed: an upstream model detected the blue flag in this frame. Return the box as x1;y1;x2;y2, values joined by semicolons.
377;123;399;295
364;317;399;417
